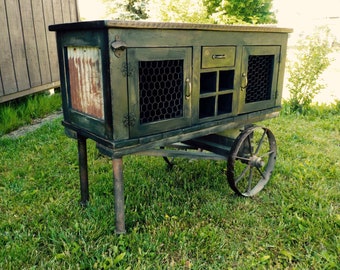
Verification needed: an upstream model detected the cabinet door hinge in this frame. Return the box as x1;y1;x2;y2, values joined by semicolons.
121;62;135;77
123;113;136;127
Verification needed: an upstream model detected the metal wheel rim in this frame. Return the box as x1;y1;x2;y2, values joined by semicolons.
227;126;277;197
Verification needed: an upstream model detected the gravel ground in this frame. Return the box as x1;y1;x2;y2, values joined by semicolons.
3;111;63;139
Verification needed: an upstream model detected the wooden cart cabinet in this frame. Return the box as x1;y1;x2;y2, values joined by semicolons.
51;21;291;143
50;21;292;233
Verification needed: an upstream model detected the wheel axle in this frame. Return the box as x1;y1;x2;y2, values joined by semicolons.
249;156;265;168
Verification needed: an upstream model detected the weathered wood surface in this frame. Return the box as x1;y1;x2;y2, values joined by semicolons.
0;0;79;103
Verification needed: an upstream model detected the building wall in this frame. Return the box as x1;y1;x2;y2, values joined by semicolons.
0;0;79;103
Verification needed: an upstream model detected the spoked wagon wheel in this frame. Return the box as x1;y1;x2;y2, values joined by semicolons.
161;147;175;168
227;126;277;197
160;143;202;168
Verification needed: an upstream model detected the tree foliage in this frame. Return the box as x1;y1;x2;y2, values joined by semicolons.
207;0;277;24
102;0;148;20
102;0;277;24
147;0;210;23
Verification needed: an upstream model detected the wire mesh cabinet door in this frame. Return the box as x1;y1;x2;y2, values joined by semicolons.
127;47;192;138
238;46;281;114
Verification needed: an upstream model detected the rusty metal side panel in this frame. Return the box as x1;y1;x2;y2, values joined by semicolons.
67;46;104;120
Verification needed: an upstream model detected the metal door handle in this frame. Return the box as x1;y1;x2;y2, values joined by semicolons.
241;72;248;90
185;78;191;100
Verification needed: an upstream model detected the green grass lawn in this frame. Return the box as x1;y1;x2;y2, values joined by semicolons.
0;91;62;136
0;109;339;269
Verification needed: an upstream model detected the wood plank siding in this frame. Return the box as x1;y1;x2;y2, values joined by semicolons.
0;0;79;103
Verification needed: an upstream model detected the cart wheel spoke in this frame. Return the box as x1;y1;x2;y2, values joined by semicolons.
259;150;275;158
227;126;277;197
255;130;266;155
256;166;266;179
234;156;251;162
235;165;251;184
160;146;176;168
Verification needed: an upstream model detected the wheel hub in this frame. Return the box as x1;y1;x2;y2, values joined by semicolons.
249;156;264;168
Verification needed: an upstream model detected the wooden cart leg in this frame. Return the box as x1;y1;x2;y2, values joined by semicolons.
77;135;89;206
113;158;126;234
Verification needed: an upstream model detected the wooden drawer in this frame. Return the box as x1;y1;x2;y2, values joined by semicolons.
202;46;236;68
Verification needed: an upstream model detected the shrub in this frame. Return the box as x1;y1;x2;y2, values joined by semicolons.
286;26;336;113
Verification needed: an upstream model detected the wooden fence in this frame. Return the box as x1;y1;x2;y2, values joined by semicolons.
0;0;79;103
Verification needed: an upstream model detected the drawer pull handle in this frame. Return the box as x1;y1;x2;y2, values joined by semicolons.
212;54;226;60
